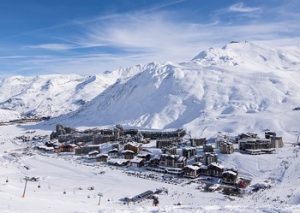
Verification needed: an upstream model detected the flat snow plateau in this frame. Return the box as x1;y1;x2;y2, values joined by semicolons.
0;124;299;213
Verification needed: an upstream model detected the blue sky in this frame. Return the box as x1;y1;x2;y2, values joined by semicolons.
0;0;300;76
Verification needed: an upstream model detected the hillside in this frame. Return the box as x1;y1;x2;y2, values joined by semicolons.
50;41;300;139
0;65;143;119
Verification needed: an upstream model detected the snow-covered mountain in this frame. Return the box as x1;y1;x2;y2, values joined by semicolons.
51;41;300;138
0;65;143;118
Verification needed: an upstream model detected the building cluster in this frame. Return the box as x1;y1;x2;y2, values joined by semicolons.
36;125;285;189
237;131;283;155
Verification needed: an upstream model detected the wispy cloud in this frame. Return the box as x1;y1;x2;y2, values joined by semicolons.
228;2;261;13
26;43;77;51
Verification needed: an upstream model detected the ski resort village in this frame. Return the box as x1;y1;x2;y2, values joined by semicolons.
1;119;299;212
1;0;300;207
0;39;300;212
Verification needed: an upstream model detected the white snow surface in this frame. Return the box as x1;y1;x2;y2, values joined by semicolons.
0;65;143;118
45;41;300;140
0;124;300;212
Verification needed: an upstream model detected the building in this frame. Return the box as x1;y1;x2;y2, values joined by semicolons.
222;169;238;185
107;159;129;166
270;136;283;148
159;154;187;168
194;155;203;163
73;133;93;143
163;146;177;155
239;138;275;154
108;149;119;158
58;134;74;143
56;144;77;153
96;154;108;162
122;150;136;160
93;134;115;144
75;145;101;155
206;163;224;177
203;152;218;165
219;141;234;154
183;165;200;178
124;142;142;154
130;157;145;167
141;129;186;139
156;138;181;149
265;131;276;139
203;144;214;153
182;147;196;158
190;138;206;147
137;153;151;161
238;132;258;140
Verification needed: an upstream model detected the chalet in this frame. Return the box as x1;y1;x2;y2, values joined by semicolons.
57;143;77;153
130;157;145;167
96;154;108;162
222;169;238;185
182;147;196;158
239;138;275;154
203;144;214;153
137;153;151;161
206;163;224;177
108;149;119;158
122;150;135;160
183;165;200;178
159;154;187;168
75;145;100;155
203;152;218;165
219;141;234;154
270;136;283;148
124;142;142;154
190;138;206;147
156;138;181;149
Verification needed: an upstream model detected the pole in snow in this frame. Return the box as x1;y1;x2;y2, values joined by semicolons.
98;193;103;206
22;177;29;198
21;176;39;198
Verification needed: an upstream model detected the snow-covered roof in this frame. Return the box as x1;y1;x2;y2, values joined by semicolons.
210;162;224;169
36;145;54;151
122;150;135;154
88;150;99;155
223;170;237;176
108;159;128;165
185;165;200;171
96;153;108;158
125;142;141;147
130;157;144;163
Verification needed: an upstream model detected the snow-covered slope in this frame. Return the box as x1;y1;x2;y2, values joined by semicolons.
0;65;143;119
52;41;300;138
